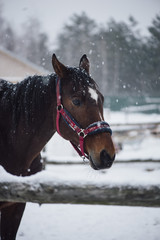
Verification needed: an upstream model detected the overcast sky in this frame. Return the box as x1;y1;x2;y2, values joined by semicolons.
2;0;160;45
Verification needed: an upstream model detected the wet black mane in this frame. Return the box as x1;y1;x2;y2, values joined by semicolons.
0;74;56;131
0;68;98;133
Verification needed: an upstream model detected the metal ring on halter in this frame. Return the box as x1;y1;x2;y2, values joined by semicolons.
78;129;87;138
57;104;63;111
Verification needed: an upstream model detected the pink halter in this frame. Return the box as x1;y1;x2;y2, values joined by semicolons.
56;77;112;159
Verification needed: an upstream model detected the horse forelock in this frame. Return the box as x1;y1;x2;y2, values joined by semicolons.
66;67;97;95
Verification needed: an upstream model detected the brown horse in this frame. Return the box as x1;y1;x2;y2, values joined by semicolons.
0;54;115;239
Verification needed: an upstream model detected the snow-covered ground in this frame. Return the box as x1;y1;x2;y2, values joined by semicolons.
106;110;160;124
17;203;160;240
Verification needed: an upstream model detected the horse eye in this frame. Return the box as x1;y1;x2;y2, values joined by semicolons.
72;98;81;106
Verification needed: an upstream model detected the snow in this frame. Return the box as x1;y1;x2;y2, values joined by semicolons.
116;136;160;161
17;203;160;240
44;163;159;187
1;162;160;187
105;110;160;124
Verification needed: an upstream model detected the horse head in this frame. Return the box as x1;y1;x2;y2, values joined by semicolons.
52;54;115;170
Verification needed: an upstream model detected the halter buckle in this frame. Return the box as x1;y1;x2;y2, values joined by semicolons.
78;129;87;138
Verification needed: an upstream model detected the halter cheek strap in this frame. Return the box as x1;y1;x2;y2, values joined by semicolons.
56;77;112;160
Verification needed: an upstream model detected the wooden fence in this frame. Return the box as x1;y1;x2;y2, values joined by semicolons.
0;180;160;207
112;121;160;142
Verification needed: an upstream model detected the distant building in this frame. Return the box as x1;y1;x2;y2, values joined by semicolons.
0;47;49;82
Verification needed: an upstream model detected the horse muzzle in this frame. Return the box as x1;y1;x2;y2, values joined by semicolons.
89;150;115;170
85;131;116;170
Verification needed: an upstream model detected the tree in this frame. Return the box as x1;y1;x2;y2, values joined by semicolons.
98;18;144;97
146;14;160;96
55;12;98;67
55;13;111;93
0;2;16;52
0;1;6;47
19;17;50;69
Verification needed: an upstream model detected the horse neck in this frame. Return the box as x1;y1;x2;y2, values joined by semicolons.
0;75;58;176
10;74;57;148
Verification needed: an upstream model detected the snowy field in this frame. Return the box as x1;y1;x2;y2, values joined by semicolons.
1;111;160;240
17;203;160;240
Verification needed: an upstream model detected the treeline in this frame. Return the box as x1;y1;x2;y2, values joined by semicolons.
0;10;51;69
55;13;160;97
0;5;160;97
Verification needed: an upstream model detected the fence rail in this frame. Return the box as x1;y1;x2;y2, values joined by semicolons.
0;181;160;207
112;121;160;136
45;159;160;165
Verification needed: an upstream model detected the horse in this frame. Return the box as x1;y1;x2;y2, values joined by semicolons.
0;54;115;239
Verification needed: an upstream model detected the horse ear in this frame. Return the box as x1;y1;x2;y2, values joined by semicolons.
79;54;90;74
52;54;68;78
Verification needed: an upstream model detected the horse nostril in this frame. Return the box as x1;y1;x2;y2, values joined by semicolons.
100;149;111;161
100;150;114;168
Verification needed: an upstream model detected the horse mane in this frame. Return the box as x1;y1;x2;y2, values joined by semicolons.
0;74;56;132
0;67;98;134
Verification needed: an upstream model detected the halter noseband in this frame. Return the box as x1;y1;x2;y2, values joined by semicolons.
56;77;112;160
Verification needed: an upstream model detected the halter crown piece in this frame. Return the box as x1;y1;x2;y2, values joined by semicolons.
56;77;112;160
